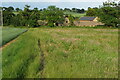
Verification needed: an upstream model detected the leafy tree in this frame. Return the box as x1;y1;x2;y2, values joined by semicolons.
43;8;46;11
18;5;40;27
76;9;81;13
42;6;64;27
40;9;43;11
7;6;14;12
86;7;96;16
3;10;15;26
76;9;85;13
72;8;77;12
29;11;40;27
103;1;117;7
60;8;63;11
64;8;71;11
2;7;7;11
33;7;38;12
15;8;22;12
24;5;30;12
81;9;85;13
68;15;75;26
10;5;40;27
97;1;119;27
0;7;2;10
0;7;2;26
11;14;22;26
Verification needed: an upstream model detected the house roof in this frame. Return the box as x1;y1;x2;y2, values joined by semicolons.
80;17;96;21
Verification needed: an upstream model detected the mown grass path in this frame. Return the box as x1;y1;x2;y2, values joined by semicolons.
2;28;118;78
1;27;28;47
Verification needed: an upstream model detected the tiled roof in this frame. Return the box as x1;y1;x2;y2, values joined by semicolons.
80;17;96;21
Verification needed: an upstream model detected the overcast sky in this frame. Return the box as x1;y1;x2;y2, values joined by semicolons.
2;0;107;2
1;0;119;10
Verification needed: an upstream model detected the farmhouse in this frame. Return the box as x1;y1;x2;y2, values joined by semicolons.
37;15;71;26
74;17;104;27
56;15;70;26
64;16;70;26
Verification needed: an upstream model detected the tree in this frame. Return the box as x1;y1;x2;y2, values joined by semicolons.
11;14;22;26
86;7;96;16
72;8;77;12
76;9;81;13
40;9;42;11
2;7;7;11
103;0;117;7
17;5;40;27
3;10;15;26
42;6;64;27
7;6;14;12
81;9;85;13
3;5;41;27
2;6;14;12
64;8;71;11
16;8;22;12
24;5;30;12
33;7;38;12
68;15;75;26
43;8;46;11
97;1;119;27
28;11;40;27
0;7;2;26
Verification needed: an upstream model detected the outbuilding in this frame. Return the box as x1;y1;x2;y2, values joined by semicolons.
74;16;104;27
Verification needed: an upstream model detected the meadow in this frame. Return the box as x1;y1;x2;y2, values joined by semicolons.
2;27;118;78
0;27;27;47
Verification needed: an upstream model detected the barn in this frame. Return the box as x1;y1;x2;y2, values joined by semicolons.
74;17;104;27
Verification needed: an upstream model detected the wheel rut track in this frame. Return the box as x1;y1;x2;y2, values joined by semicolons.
38;39;45;78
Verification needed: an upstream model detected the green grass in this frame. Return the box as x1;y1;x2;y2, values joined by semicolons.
1;27;27;46
2;27;118;78
0;27;1;79
64;11;86;17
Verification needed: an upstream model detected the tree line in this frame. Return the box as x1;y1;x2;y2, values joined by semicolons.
1;0;120;27
2;5;69;27
64;8;85;13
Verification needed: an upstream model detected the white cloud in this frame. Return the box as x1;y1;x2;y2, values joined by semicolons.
1;0;107;2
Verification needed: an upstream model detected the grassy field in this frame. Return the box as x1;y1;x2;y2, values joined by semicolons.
0;27;1;79
64;11;86;17
2;27;118;78
0;27;27;47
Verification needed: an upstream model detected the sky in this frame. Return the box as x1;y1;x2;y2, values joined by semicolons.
1;2;103;10
1;0;107;2
1;0;119;10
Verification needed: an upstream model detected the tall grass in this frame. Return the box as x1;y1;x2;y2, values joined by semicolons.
2;27;118;78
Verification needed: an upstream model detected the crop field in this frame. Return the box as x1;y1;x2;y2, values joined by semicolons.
0;27;27;47
2;27;118;78
64;11;86;17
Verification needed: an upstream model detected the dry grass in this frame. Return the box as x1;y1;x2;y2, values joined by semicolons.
2;27;118;78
